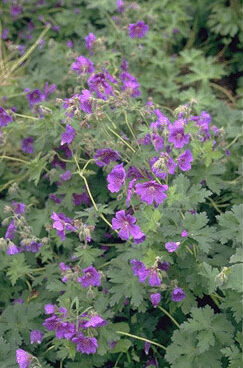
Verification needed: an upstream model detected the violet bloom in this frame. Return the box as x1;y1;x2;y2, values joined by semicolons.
71;56;94;75
165;242;180;253
30;330;43;344
112;210;145;241
51;212;76;241
130;259;149;283
56;321;75;339
16;349;32;368
151;153;177;179
79;89;92;114
150;109;170;130
44;304;56;314
66;40;73;48
72;335;98;354
26;89;45;107
120;72;141;98
84;315;107;328
88;73;114;100
44;82;56;98
43;315;60;331
135;181;168;206
0;106;13;127
25;241;43;253
171;287;185;302
49;194;63;204
128;21;149;39
107;163;126;193
77;266;101;288
150;293;161;307
117;0;125;13
148;270;161;287
10;5;22;17
21;137;34;154
158;261;170;272
144;341;150;355
73;192;91;206
181;230;188;237
61;124;75;145
18;45;25;55
5;220;16;240
7;243;19;255
151;133;164;152
2;28;9;40
177;149;193;171
94;148;120;167
85;33;96;53
126;178;136;207
168;119;190;149
12;201;25;215
60;170;72;181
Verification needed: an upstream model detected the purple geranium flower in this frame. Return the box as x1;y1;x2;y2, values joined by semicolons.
79;89;92;114
12;201;25;215
16;349;32;368
44;82;56;98
135;181;168;206
117;0;125;13
6;243;19;255
181;229;188;237
165;242;180;252
66;40;73;48
107;163;126;193
157;261;170;272
94;148;120;167
25;241;43;253
60;170;72;181
5;220;16;240
71;56;94;75
11;5;22;17
126;178;136;207
85;33;96;53
84;315;107;328
44;304;56;314
51;212;76;241
150;110;170;129
150;293;161;307
171;287;186;302
177;149;193;171
131;259;149;282
43;315;60;331
151;133;164;152
61;124;75;145
112;210;145;241
151;153;177;179
148;269;161;287
30;330;43;344
168;119;190;149
120;71;141;97
88;73;114;100
72;335;98;354
0;106;13;127
128;21;149;39
26;89;45;107
77;266;101;288
2;28;9;40
21;137;34;154
73;192;91;206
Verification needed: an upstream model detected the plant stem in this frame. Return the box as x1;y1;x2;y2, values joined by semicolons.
116;331;166;351
157;306;180;328
0;155;29;164
14;113;39;120
106;126;136;153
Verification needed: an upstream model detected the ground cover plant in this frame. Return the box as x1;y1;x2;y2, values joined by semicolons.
0;0;242;367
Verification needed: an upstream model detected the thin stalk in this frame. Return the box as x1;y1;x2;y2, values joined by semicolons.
225;134;242;149
210;294;220;308
0;155;29;164
208;197;222;214
14;113;39;120
186;246;194;255
124;111;139;147
106;126;136;153
210;82;236;106
116;331;166;351
157;306;180;328
114;352;123;367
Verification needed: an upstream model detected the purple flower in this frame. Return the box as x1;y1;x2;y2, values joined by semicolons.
144;341;150;355
177;149;193;171
60;170;72;182
150;293;161;307
38;39;45;50
25;241;43;253
21;137;34;154
7;243;19;255
117;0;125;13
94;148;120;167
66;40;73;48
71;56;94;75
84;315;107;328
73;192;91;206
77;266;101;288
112;210;145;241
30;330;43;344
49;193;63;204
151;133;164;152
72;335;98;354
157;261;170;272
26;89;45;107
2;28;9;40
56;321;75;339
44;304;56;314
168;119;190;149
150;109;170;130
126;178;136;207
5;220;16;240
120;72;141;97
85;33;96;53
79;89;92;114
16;349;31;368
12;201;25;215
165;242;180;253
107;163;126;193
151;153;177;179
128;21;149;39
44;82;56;98
13;298;24;304
135;181;168;206
88;73;114;100
43;315;60;331
18;45;25;55
131;259;149;283
11;5;22;17
148;270;161;287
171;287;185;302
0;106;13;127
51;212;76;241
61;124;75;145
181;230;188;237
